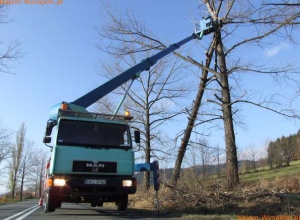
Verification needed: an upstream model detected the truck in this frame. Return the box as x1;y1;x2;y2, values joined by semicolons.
42;16;216;213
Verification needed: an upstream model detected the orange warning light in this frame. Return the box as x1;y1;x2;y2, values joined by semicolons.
60;103;68;110
125;110;130;117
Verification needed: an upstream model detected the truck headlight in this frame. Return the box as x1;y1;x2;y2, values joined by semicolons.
54;179;66;186
122;180;132;187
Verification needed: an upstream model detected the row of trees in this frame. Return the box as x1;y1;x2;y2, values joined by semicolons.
0;122;49;200
267;130;300;168
0;4;45;200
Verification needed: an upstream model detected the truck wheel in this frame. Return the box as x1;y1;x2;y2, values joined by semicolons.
56;201;62;208
96;201;103;207
117;195;128;211
44;192;56;213
90;202;97;207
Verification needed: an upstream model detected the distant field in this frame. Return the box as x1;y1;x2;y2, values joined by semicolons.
240;160;300;184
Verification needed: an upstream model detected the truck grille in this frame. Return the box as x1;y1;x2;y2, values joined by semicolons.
72;161;117;173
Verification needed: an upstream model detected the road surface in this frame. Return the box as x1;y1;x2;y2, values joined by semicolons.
0;199;179;220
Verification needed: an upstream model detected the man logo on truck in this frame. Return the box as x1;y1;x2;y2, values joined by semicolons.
86;163;105;168
86;162;105;172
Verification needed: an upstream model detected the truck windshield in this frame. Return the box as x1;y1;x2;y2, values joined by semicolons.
56;119;131;148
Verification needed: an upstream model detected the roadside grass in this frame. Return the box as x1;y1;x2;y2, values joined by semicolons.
131;160;300;218
0;196;21;205
0;195;35;205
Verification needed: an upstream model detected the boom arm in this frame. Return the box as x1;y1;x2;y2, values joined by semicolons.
73;34;195;108
48;16;216;121
72;16;216;108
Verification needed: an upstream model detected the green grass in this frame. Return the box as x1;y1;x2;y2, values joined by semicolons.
240;160;300;184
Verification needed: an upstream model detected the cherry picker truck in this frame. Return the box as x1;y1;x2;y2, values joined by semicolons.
42;16;216;213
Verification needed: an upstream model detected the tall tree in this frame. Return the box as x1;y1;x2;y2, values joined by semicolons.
31;146;50;198
171;38;217;183
18;140;35;201
9;123;26;199
283;135;297;165
197;138;215;180
294;130;300;160
181;0;300;189
248;145;258;171
96;7;192;189
98;53;191;190
267;141;275;169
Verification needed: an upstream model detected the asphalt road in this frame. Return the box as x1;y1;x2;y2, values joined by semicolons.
0;199;179;220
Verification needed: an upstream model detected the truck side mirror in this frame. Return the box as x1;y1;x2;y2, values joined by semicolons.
43;136;51;144
134;130;140;144
45;120;57;136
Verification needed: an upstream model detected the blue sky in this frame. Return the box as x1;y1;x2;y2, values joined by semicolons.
0;0;201;145
0;0;299;192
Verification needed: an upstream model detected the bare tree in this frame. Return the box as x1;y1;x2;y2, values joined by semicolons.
172;41;217;184
9;123;26;199
185;0;300;189
248;145;257;171
31;147;49;199
18;140;35;201
98;54;191;190
96;7;193;189
190;138;216;180
0;121;11;170
214;144;223;178
0;5;23;74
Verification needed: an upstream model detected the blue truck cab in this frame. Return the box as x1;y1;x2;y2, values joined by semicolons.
43;104;139;212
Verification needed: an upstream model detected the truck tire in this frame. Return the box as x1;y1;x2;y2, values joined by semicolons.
97;201;103;207
90;202;96;207
44;192;56;213
117;195;128;211
56;201;62;208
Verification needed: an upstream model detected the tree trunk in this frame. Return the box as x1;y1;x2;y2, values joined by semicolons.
171;42;215;184
216;31;239;189
39;168;43;198
202;159;206;180
143;109;151;190
20;175;24;201
11;177;16;199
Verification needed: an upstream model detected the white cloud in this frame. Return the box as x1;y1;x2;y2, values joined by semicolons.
264;41;290;57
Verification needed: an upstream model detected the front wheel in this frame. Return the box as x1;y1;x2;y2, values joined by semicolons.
97;201;103;207
56;200;62;208
116;195;128;211
44;192;56;213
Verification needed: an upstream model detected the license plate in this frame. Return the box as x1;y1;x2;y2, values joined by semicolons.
84;179;106;185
